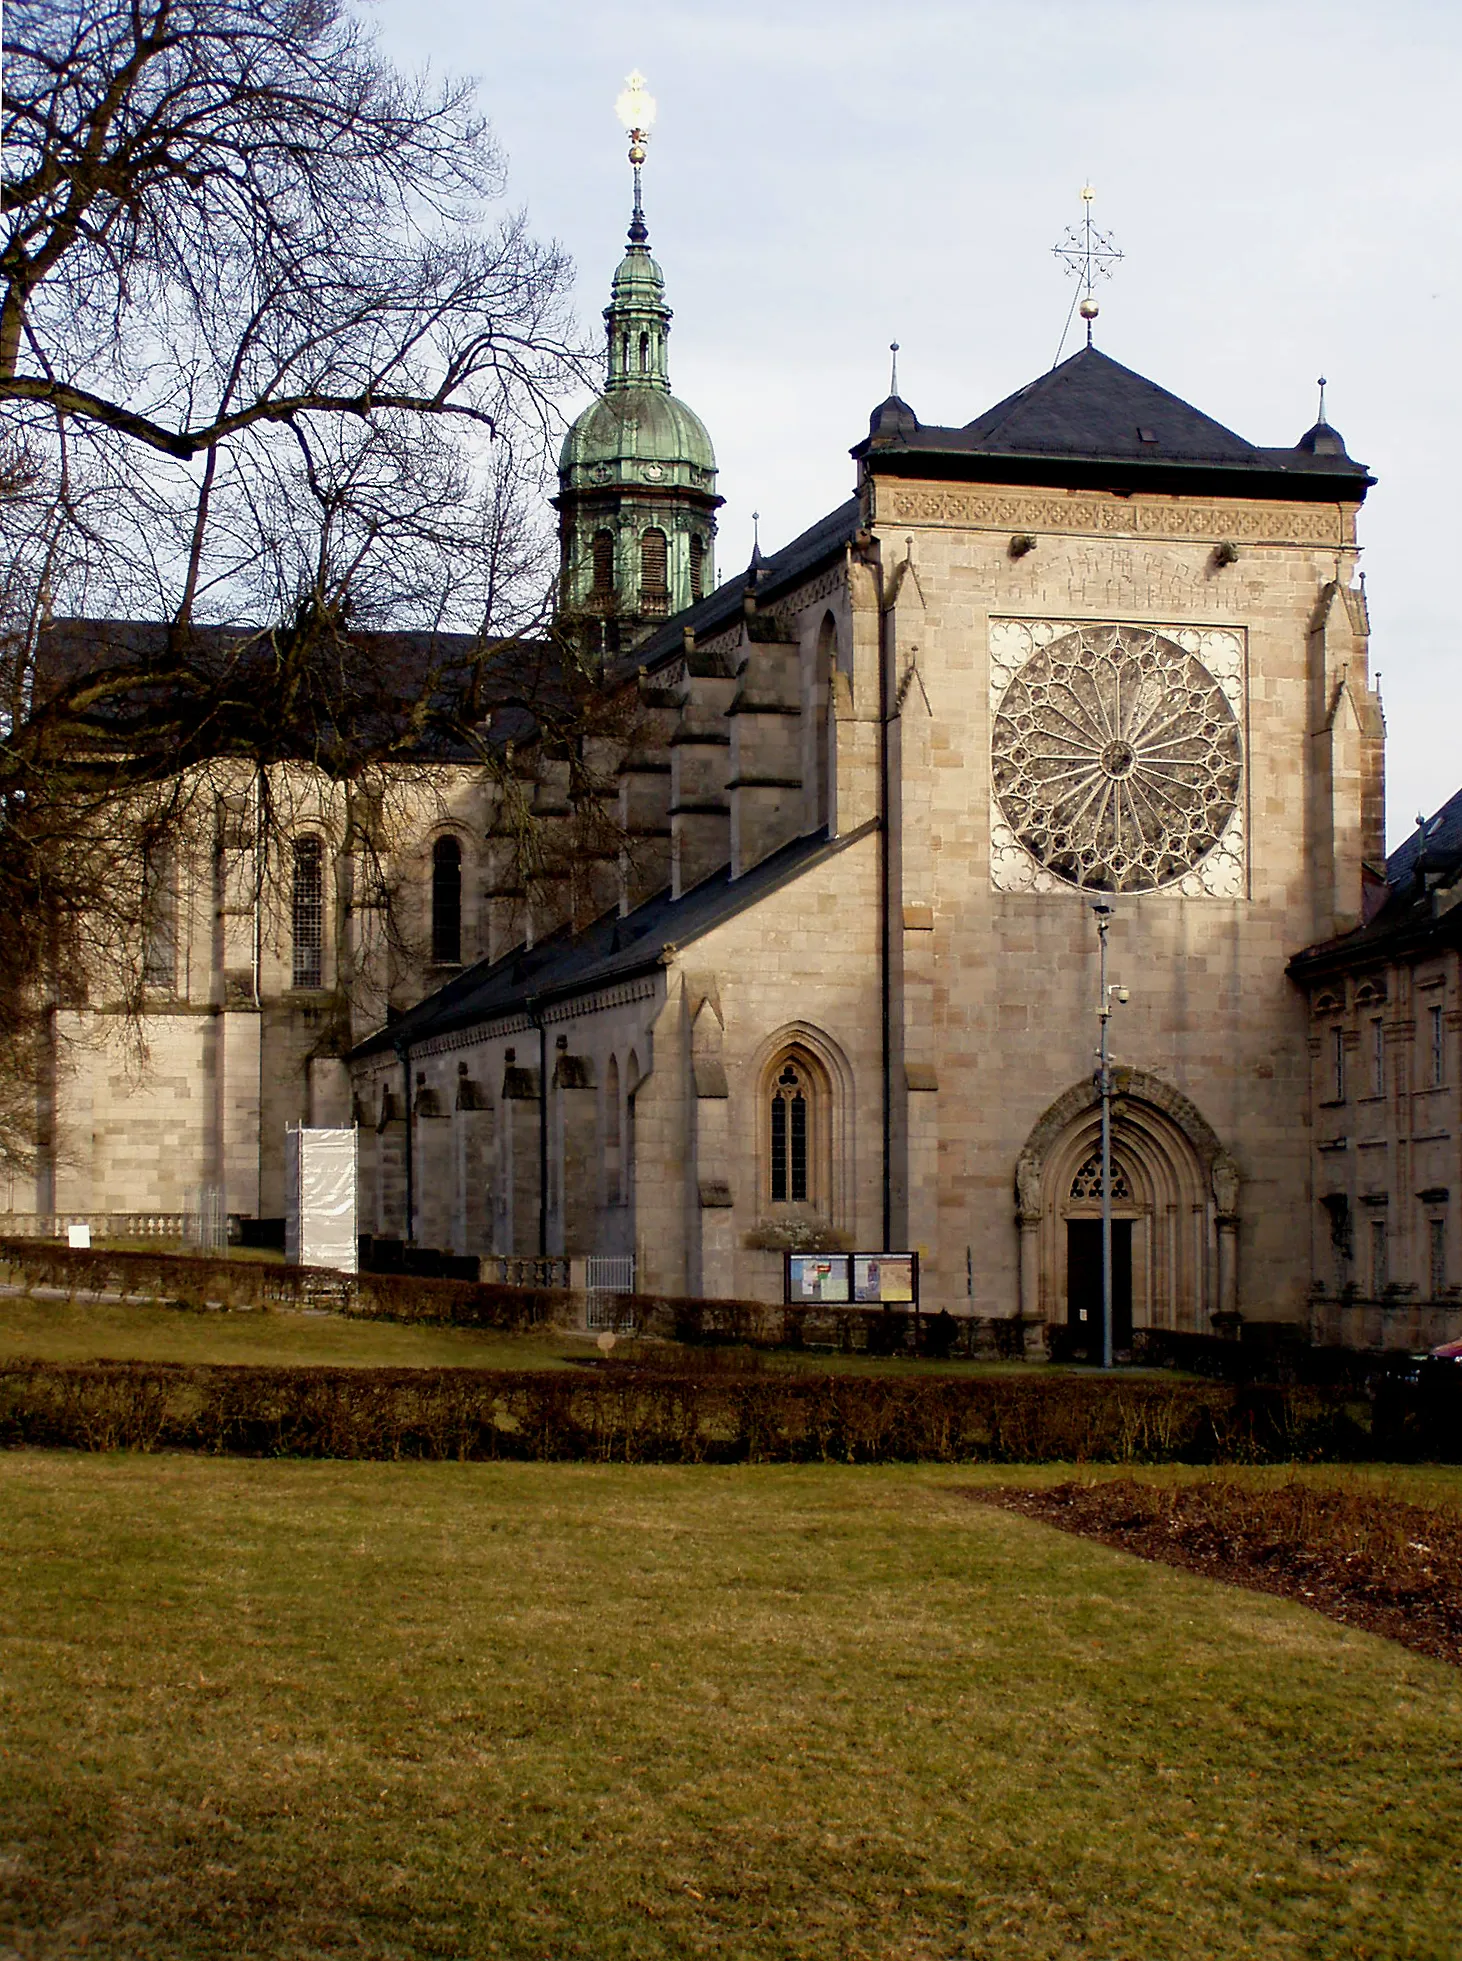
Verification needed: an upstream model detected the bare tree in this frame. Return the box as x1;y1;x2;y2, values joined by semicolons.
0;0;616;1170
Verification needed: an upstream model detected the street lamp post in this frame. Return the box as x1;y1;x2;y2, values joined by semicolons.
1091;900;1127;1370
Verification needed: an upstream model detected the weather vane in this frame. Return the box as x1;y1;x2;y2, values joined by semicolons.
1052;184;1124;360
615;70;656;244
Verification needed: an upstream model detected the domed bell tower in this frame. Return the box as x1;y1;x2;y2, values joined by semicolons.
555;73;722;661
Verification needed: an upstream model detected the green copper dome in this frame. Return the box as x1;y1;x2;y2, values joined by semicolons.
559;388;716;490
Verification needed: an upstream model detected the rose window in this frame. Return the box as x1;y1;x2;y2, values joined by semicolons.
991;625;1241;893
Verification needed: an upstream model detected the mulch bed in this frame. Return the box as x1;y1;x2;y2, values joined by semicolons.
971;1478;1462;1669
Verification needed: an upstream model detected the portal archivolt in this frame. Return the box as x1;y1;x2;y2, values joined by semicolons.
1014;1072;1237;1333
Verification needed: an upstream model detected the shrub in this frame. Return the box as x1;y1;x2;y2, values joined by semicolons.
0;1360;1442;1465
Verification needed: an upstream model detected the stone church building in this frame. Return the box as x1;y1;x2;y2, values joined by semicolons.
23;147;1455;1344
347;174;1405;1334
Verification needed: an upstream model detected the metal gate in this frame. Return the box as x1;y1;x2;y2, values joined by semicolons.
585;1254;636;1331
183;1186;228;1254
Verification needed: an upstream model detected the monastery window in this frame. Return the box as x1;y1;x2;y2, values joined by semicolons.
813;612;837;829
1430;1003;1446;1086
770;1063;808;1203
1370;1018;1385;1097
592;529;615;598
291;837;324;990
141;837;177;991
640;528;668;612
1331;1027;1346;1103
689;533;705;602
1430;1216;1448;1299
605;1055;622;1206
765;1048;832;1210
1370;1217;1389;1295
431;836;462;965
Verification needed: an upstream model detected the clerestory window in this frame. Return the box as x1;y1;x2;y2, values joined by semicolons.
292;837;324;990
141;836;177;990
431;835;462;964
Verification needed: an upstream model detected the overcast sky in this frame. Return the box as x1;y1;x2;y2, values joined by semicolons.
371;0;1461;848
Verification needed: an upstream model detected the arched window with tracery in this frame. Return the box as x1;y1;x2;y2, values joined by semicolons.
431;835;462;964
765;1047;833;1209
292;836;324;990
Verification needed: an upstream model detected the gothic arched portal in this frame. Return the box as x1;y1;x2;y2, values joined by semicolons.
1013;1072;1239;1336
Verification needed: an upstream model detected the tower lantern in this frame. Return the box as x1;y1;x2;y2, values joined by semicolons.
554;73;722;660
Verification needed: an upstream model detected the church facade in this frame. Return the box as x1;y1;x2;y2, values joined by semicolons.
349;180;1394;1335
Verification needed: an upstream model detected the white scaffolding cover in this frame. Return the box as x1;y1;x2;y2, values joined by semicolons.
284;1125;358;1272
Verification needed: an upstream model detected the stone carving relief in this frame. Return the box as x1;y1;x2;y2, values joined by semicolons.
876;484;1354;548
1212;1153;1240;1218
989;619;1246;897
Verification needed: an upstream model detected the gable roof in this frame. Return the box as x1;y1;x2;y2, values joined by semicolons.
853;346;1374;502
351;818;876;1060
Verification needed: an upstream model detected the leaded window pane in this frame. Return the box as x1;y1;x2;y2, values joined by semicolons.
292;838;323;990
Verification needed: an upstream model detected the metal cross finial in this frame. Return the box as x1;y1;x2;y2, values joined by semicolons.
615;70;656;245
889;341;900;396
1053;183;1124;357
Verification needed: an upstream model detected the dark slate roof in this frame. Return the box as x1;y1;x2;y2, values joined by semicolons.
613;496;863;681
852;347;1373;502
1289;784;1462;978
1386;783;1462;886
33;618;561;763
352;818;876;1059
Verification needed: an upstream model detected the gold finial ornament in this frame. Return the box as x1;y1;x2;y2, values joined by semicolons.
616;69;656;163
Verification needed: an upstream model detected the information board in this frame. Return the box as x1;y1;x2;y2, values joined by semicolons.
853;1253;916;1303
786;1254;850;1303
785;1251;919;1306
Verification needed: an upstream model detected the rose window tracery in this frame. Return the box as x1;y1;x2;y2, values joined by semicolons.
991;625;1242;893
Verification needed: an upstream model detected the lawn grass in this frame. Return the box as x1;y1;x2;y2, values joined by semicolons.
1;1457;1460;1959
0;1290;1044;1378
0;1291;583;1371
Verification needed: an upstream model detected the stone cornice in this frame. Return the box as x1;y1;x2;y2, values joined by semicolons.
874;481;1357;549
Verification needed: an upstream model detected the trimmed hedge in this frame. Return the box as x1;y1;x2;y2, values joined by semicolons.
2;1358;1450;1463
0;1238;570;1330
